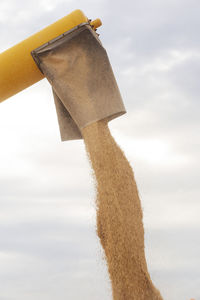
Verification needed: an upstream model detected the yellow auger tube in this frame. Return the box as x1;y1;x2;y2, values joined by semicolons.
0;10;101;103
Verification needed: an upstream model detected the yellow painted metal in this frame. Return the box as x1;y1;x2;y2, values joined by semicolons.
0;10;102;102
91;18;102;29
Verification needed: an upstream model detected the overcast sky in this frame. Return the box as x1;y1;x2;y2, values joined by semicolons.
0;0;200;299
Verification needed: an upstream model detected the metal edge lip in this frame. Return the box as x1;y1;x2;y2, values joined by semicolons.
31;21;102;74
31;22;90;56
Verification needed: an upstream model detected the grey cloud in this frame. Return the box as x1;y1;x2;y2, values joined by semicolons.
146;227;200;300
103;0;200;55
167;55;200;101
0;221;96;259
0;216;110;300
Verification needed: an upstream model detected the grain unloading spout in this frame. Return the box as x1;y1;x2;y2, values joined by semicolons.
31;23;126;140
0;10;126;140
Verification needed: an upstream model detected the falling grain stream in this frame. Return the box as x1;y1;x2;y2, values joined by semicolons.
82;119;163;300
